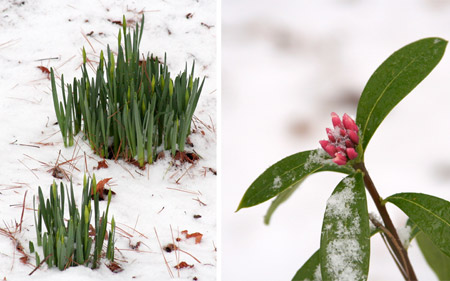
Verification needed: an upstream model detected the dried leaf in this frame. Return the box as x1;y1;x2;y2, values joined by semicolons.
181;230;203;244
107;261;124;273
19;256;28;264
37;66;50;75
89;224;96;237
174;261;194;269
92;178;112;200
157;151;166;160
94;160;108;170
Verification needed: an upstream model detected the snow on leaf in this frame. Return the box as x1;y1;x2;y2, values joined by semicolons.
320;173;369;281
272;176;282;190
304;149;333;170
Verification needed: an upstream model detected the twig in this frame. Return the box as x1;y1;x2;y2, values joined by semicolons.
29;254;53;276
154;227;174;278
18;160;39;179
369;214;407;279
354;162;416;280
175;164;195;184
166;187;199;195
19;191;28;233
170;225;180;278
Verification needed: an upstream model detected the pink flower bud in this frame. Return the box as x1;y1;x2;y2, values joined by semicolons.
331;112;342;128
333;152;347;165
320;112;361;165
326;128;336;142
348;130;359;145
343;113;358;132
320;140;336;157
346;148;358;160
345;140;354;148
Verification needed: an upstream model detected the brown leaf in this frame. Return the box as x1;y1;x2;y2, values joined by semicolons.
91;178;112;200
94;160;108;170
107;261;124;273
181;230;203;244
88;224;96;237
174;261;194;269
36;66;50;79
157;151;166;160
19;256;28;264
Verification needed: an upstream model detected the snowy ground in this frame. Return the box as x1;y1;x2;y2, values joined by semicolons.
223;1;450;280
0;1;216;280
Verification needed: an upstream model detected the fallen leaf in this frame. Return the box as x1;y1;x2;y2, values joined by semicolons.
36;66;50;76
107;261;124;273
174;261;194;269
181;230;203;244
94;160;108;170
91;178;112;200
19;256;28;264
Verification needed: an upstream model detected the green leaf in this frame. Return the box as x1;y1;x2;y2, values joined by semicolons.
384;192;450;257
320;172;370;281
292;229;382;281
356;38;447;151
264;181;303;225
292;250;321;281
237;149;354;211
416;232;450;281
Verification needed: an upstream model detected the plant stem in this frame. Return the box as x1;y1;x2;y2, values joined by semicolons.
354;162;417;281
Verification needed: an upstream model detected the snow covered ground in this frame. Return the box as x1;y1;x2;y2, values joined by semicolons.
0;0;216;280
223;1;450;280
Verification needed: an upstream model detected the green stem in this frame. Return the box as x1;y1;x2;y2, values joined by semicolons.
353;162;417;281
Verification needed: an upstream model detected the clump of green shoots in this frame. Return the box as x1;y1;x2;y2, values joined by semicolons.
51;15;205;167
31;175;115;270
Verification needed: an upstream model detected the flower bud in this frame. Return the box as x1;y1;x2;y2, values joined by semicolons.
331;112;342;127
346;148;358;160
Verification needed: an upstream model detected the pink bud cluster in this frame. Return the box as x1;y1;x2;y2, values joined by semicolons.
320;112;359;165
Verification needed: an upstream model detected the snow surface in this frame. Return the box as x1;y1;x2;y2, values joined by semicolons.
223;0;450;280
0;1;216;280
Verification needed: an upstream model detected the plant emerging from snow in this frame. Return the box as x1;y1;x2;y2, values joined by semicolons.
31;175;115;270
51;15;205;167
237;38;450;281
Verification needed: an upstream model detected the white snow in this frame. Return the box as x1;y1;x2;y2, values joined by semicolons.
398;224;412;249
304;149;333;170
0;1;216;280
272;176;282;190
325;181;355;220
323;179;364;280
313;264;322;281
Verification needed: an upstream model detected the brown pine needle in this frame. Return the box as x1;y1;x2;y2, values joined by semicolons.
154;227;174;278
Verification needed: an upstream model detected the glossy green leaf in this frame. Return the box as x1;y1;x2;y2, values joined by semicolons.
356;38;447;151
264;181;303;225
237;149;354;211
292;250;321;281
416;232;450;281
320;172;370;281
384;193;450;257
402;219;420;249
